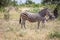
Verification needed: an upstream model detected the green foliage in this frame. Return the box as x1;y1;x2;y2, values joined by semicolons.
0;0;11;7
45;4;56;9
0;7;4;12
49;31;60;38
0;0;18;11
29;8;40;13
11;0;18;6
25;0;35;4
0;0;18;7
19;3;41;8
42;0;60;4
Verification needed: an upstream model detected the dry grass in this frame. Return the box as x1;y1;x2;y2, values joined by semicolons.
0;8;60;40
0;19;60;40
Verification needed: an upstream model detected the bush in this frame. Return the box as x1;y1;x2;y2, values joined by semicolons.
4;13;10;21
29;8;40;13
49;31;60;38
0;7;5;12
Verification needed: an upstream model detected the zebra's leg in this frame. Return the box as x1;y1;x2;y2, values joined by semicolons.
21;19;26;29
42;17;47;28
42;20;45;28
37;21;40;29
21;20;23;28
21;19;25;28
24;20;26;29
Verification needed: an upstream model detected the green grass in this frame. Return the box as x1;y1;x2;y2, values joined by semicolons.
29;8;40;13
49;31;60;38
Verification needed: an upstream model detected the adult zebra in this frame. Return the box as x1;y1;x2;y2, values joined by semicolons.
19;8;55;29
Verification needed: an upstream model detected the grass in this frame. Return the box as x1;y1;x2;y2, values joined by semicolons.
49;31;60;38
29;8;40;13
0;6;60;40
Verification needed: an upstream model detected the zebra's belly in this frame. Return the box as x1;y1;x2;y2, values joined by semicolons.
27;17;37;22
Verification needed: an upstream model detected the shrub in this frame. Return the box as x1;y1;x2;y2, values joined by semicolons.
29;8;40;13
49;31;60;38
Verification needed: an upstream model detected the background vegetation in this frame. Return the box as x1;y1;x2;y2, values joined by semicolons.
0;0;60;40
